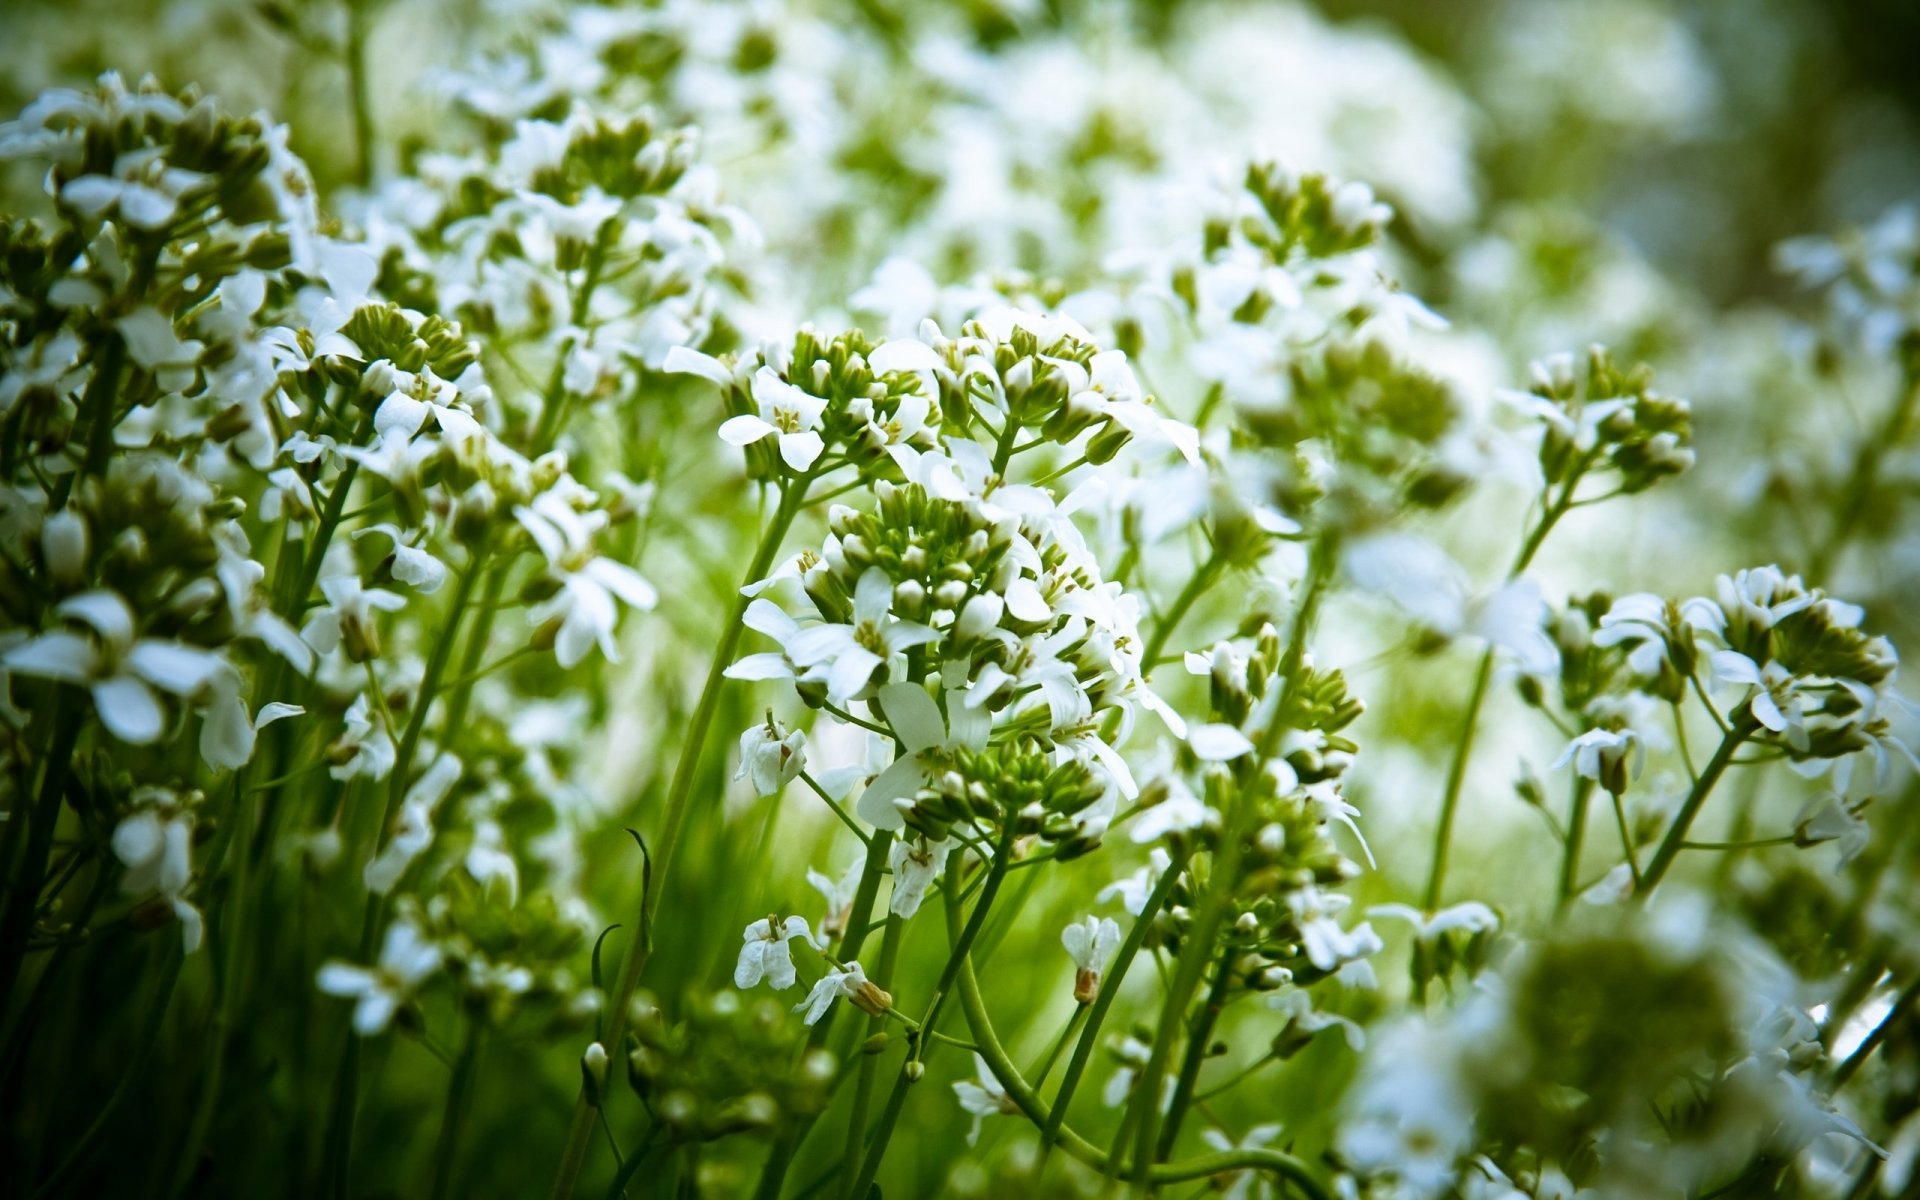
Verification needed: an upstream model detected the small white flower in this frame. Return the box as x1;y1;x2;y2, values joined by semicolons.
329;693;396;782
952;1053;1018;1144
1368;901;1499;945
717;367;829;471
782;569;940;705
3;590;224;745
1099;847;1172;914
301;574;406;661
111;790;203;953
517;490;657;667
1061;915;1121;1003
735;915;815;991
317;917;443;1036
793;959;891;1025
736;714;808;795
807;856;865;942
352;524;450;594
1199;1124;1285;1200
1129;777;1211;844
856;681;989;831
887;833;954;918
1552;727;1645;792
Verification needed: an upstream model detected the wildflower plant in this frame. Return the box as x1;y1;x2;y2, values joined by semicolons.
2;5;1919;1200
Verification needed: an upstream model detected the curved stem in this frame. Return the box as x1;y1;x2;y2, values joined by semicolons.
1634;708;1757;900
1041;853;1184;1157
1424;648;1494;910
549;480;811;1199
948;909;1328;1199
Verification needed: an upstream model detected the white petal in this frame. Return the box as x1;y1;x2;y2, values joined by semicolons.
1189;723;1254;761
826;645;884;703
127;641;224;694
725;652;794;681
585;559;658;610
869;339;941;374
256;701;305;727
878;683;946;752
57;590;135;645
1004;578;1051;623
779;431;824;471
664;346;734;387
4;632;97;683
856;756;920;830
719;414;777;447
93;675;165;743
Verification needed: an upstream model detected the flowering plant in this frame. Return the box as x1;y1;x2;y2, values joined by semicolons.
3;3;1918;1200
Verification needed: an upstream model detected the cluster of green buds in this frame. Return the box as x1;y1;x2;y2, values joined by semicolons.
618;989;835;1141
419;875;591;1026
1513;345;1694;495
1207;160;1392;264
899;740;1108;852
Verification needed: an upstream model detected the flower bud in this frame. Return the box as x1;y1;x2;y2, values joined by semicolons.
40;509;90;586
581;1041;609;1107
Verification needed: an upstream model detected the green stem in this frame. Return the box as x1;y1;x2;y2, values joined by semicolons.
30;945;183;1200
1156;953;1233;1159
1424;648;1494;910
1831;977;1918;1089
1557;776;1595;911
345;0;376;186
428;1020;485;1200
1143;554;1223;668
549;480;811;1200
0;696;80;1008
1634;709;1758;900
847;831;1015;1198
948;906;1327;1198
1126;539;1333;1183
837;916;902;1198
1809;365;1918;582
1425;465;1586;910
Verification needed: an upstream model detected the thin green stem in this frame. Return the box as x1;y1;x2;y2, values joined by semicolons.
345;0;377;186
838;915;902;1199
1809;366;1918;581
428;1020;484;1200
948;909;1327;1198
549;480;811;1199
1558;776;1595;911
1042;854;1184;1157
1634;709;1758;900
1425;648;1494;910
1156;953;1232;1159
1143;554;1224;668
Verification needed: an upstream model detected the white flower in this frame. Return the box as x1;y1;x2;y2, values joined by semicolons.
111;791;203;953
1368;901;1499;945
952;1053;1018;1144
1099;848;1172;915
3;590;223;744
351;523;450;593
856;681;989;831
735;915;816;991
364;753;461;895
807;856;865;942
301;574;407;661
793;959;891;1025
517;490;657;667
1289;887;1383;973
1130;777;1212;844
1199;1124;1285;1200
1061;915;1121;1003
317;917;443;1036
782;569;940;705
736;714;808;795
1188;722;1255;761
887;834;954;918
329;693;396;782
717;367;829;471
1552;727;1645;792
1710;651;1810;751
